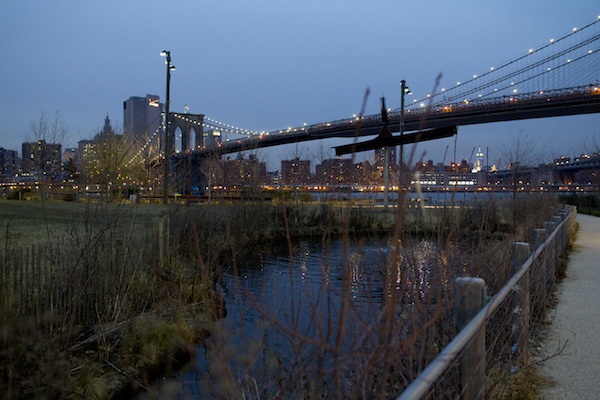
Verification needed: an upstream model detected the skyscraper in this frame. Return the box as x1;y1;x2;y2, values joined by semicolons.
281;157;311;185
21;140;62;176
374;146;397;167
123;94;162;143
472;147;485;173
0;148;18;178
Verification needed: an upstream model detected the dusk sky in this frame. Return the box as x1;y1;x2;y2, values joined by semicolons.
1;1;599;170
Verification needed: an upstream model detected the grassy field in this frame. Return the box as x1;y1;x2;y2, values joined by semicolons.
0;199;218;398
0;199;170;245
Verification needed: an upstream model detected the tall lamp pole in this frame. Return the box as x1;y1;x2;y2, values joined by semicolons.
383;146;390;209
399;80;410;201
160;50;175;204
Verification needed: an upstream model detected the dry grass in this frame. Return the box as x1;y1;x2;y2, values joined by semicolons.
487;363;553;400
176;193;564;399
0;199;168;245
0;199;220;399
0;192;565;399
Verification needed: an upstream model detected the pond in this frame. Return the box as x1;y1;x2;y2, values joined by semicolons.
172;237;454;398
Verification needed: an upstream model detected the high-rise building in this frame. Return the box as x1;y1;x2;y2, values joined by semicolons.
97;114;115;138
0;148;19;178
21;140;62;177
203;129;222;147
123;94;162;142
63;148;77;163
316;158;352;185
222;153;267;186
76;115;118;170
472;147;485;173
281;158;311;185
374;146;397;167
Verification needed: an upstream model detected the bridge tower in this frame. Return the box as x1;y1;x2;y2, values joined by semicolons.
168;113;204;153
168;112;208;194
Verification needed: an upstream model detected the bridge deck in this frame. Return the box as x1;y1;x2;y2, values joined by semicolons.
176;86;600;158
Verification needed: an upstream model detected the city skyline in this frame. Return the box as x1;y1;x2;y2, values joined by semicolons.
1;2;599;171
2;96;598;175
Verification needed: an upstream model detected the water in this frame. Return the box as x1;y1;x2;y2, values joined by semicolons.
173;238;450;398
314;189;513;206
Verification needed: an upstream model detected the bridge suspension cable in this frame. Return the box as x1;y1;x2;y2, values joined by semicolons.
122;112;164;167
123;125;162;167
407;16;600;110
172;113;265;137
174;16;600;157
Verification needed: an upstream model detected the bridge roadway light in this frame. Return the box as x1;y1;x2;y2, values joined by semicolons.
160;50;175;204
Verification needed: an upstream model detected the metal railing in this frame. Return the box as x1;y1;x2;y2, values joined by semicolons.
397;205;577;399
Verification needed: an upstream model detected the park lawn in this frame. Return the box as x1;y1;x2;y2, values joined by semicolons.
0;199;169;246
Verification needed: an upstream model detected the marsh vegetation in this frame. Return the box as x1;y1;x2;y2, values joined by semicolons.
0;191;565;399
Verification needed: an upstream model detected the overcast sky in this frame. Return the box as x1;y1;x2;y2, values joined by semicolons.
1;1;599;170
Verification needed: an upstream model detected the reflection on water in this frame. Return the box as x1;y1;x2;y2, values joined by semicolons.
176;238;453;398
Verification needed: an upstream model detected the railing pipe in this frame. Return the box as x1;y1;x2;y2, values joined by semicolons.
398;206;573;400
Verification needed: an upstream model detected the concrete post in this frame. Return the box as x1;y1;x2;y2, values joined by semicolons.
511;242;530;366
455;277;486;400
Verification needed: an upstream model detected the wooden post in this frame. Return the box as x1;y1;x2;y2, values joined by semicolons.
552;216;563;256
455;277;486;400
511;242;530;366
531;229;547;321
544;221;556;290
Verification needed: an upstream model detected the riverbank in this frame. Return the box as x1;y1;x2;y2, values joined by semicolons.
0;195;559;398
149;197;563;398
2;200;410;398
0;200;221;398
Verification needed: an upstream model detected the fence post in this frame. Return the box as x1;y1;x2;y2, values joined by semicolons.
511;242;530;367
531;229;547;321
552;216;563;256
455;277;486;400
543;221;556;291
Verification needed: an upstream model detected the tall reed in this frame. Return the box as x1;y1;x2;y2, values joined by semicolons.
170;192;560;399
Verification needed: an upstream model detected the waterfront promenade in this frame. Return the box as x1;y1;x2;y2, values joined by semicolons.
539;213;600;399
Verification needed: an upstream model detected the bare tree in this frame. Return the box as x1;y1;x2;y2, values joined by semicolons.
126;129;164;202
576;134;600;192
312;141;332;202
23;110;69;186
244;148;267;200
286;143;309;162
27;110;69;145
499;129;544;230
199;151;223;203
82;133;131;200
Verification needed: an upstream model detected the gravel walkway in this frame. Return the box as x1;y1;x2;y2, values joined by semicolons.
539;213;600;399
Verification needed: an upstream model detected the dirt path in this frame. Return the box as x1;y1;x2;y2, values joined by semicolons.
539;213;600;399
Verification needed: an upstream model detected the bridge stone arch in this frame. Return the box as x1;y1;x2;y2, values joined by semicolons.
169;113;204;153
173;126;184;153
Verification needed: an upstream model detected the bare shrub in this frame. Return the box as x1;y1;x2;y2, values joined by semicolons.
178;193;555;398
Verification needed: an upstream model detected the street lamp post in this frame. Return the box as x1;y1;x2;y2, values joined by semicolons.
399;80;411;201
160;50;175;204
384;146;390;209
